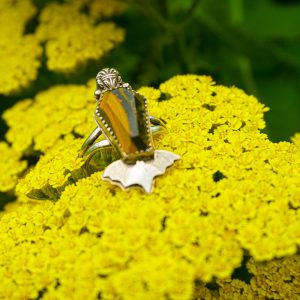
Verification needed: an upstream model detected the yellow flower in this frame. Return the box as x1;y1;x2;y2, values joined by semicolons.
3;83;95;153
37;1;125;72
0;142;27;192
87;0;127;21
291;132;300;145
246;255;300;299
17;136;85;200
0;0;125;95
0;74;299;299
0;0;42;95
0;0;36;38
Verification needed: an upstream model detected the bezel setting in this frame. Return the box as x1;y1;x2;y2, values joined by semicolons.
94;87;154;163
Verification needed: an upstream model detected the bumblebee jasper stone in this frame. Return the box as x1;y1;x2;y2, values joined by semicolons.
98;88;153;160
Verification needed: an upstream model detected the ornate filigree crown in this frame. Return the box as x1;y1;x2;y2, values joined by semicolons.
94;68;124;100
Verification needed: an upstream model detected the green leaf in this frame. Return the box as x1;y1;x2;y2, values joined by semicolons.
243;0;300;39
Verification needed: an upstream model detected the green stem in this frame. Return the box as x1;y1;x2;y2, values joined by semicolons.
133;0;171;30
228;0;257;95
156;0;169;19
182;0;201;22
237;56;258;95
229;0;244;26
174;36;190;73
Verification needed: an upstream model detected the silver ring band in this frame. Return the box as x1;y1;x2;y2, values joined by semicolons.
80;116;165;173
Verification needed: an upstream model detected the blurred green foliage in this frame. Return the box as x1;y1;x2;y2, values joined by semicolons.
115;0;300;142
1;0;300;141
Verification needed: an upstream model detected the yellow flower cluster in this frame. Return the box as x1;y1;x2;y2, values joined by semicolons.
0;0;125;95
87;0;127;20
195;255;300;299
3;81;96;153
246;255;300;299
0;142;27;192
0;0;42;95
292;132;300;145
0;75;299;299
36;1;125;72
16;136;85;200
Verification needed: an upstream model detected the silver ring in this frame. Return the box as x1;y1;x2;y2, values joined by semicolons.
80;68;180;193
80;116;165;161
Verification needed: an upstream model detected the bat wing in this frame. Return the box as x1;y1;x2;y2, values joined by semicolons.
102;150;180;193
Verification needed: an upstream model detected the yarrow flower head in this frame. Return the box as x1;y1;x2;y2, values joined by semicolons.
16;136;85;200
292;132;300;146
0;0;125;95
3;81;96;153
207;255;300;299
0;75;299;299
85;0;127;20
36;1;125;72
0;142;27;192
0;0;41;95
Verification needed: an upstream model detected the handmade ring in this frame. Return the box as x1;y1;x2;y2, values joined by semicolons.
80;68;180;193
80;115;166;158
80;119;165;174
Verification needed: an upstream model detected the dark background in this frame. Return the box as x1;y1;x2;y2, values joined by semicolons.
1;0;300;142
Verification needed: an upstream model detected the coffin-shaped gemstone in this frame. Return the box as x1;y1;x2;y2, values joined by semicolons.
98;87;151;155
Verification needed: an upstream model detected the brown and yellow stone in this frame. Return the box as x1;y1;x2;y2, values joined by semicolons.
98;87;151;156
